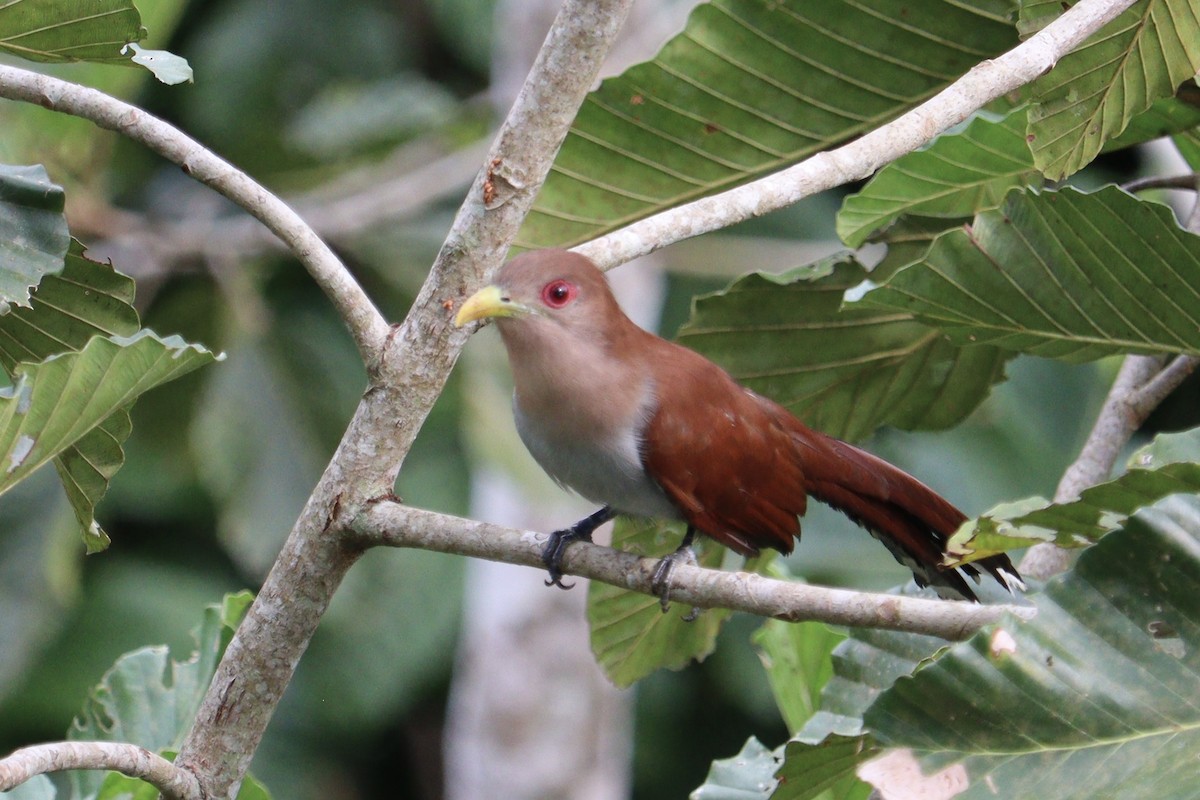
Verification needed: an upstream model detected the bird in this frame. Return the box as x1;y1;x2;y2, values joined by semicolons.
454;249;1018;603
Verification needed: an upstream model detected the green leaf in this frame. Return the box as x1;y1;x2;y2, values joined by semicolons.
868;215;972;280
753;622;935;800
0;0;144;64
0;241;140;372
773;734;877;800
691;737;780;800
796;624;948;744
518;0;1019;249
862;496;1200;799
950;426;1200;562
676;255;1010;442
753;618;845;734
944;496;1057;566
1027;0;1200;180
0;242;143;550
95;768;271;800
588;518;730;687
860;186;1200;361
0;164;69;309
837;110;1040;248
0;331;222;518
53;408;132;553
68;592;254;800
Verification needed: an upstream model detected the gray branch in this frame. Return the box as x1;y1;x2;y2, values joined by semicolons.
170;2;636;797
356;503;1032;641
0;64;390;367
0;741;201;800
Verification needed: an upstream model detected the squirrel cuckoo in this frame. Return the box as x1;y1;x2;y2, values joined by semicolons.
455;249;1018;602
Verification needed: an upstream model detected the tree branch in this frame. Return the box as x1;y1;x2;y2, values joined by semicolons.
170;2;636;797
1019;352;1197;579
574;0;1138;268
0;63;390;367
1130;355;1199;417
0;741;201;800
73;135;491;278
1122;173;1200;194
355;503;1032;641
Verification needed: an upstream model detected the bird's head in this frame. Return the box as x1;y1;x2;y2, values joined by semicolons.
454;249;622;339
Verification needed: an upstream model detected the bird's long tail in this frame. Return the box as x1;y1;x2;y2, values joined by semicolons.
798;429;1019;601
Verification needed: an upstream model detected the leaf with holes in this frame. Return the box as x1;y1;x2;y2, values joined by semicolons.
948;426;1200;564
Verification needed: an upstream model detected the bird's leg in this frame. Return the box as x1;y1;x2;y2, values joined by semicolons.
650;526;701;619
542;505;617;590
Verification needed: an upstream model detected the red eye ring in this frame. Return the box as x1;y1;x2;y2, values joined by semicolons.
541;279;577;309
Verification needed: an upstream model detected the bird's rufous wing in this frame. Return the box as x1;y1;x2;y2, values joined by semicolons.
639;342;807;556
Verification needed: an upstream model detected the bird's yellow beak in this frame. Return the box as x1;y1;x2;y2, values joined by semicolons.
454;285;531;327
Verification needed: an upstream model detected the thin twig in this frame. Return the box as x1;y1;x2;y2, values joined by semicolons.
74;136;492;277
355;503;1032;641
0;64;390;367
574;0;1138;268
0;741;201;800
1122;174;1200;194
1129;355;1199;416
1188;178;1200;232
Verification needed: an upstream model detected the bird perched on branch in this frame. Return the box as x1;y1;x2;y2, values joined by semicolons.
455;249;1018;603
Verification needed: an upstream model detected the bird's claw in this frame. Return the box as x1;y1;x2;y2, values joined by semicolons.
540;507;615;591
541;527;588;590
544;573;575;590
650;545;701;620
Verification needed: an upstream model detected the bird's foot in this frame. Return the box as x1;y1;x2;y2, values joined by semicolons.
541;528;590;589
650;542;701;620
541;506;617;590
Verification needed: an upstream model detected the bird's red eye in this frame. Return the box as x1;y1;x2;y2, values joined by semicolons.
541;279;577;308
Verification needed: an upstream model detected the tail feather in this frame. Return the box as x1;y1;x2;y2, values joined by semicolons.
800;429;1019;601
